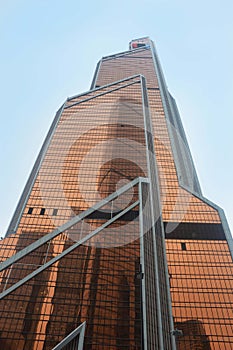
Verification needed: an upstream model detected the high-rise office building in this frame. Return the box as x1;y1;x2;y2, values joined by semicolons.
0;37;232;350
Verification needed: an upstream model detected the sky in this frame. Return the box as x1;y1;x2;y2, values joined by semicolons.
0;0;233;237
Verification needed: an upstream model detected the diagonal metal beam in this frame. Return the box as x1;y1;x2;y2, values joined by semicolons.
69;73;142;102
52;321;86;350
0;177;148;273
65;79;141;110
0;200;140;300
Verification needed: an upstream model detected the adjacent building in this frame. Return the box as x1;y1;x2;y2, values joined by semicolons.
0;37;232;349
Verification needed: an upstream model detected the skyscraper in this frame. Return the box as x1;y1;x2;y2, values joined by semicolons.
0;37;232;349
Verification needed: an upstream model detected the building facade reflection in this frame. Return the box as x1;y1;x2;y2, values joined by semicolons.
0;37;232;349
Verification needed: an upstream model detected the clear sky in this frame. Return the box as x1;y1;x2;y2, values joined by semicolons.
0;0;233;236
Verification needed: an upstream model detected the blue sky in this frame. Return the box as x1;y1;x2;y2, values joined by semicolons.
0;0;233;236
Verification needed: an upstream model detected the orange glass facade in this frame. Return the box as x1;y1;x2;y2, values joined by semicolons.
0;37;232;349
